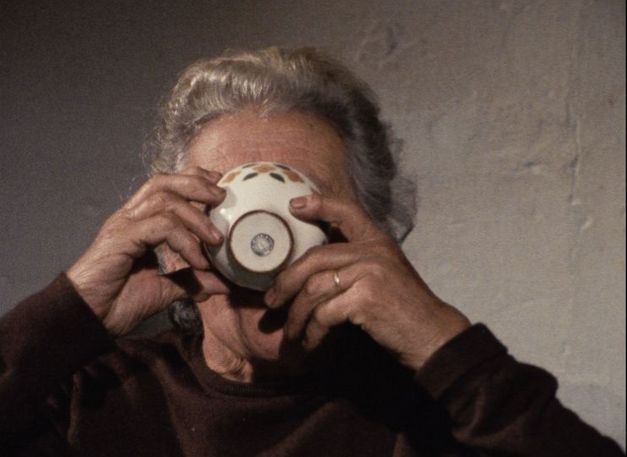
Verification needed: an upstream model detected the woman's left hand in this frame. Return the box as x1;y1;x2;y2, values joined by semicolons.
264;193;471;372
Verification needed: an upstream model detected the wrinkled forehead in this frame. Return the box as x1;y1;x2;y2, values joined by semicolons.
184;110;354;198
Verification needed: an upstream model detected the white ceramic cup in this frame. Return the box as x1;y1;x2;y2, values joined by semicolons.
205;161;328;291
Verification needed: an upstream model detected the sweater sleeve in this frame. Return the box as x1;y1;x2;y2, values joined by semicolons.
414;324;625;457
0;274;115;449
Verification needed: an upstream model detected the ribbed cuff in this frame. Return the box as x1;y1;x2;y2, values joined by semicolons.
414;323;507;399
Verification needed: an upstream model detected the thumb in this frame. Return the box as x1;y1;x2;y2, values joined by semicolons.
158;268;230;304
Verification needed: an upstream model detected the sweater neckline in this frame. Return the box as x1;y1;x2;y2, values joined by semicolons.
183;334;318;398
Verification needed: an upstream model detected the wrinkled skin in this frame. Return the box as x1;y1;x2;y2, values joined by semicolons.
67;108;470;381
66;166;230;336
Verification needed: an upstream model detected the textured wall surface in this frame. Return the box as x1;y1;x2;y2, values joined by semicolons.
1;0;625;447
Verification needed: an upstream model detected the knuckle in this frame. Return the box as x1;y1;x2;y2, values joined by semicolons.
182;166;204;175
147;173;168;189
133;174;166;200
148;192;171;211
356;277;378;297
371;261;387;278
97;223;118;241
186;174;205;185
351;308;366;326
156;213;178;230
303;275;323;296
106;210;127;226
169;228;196;250
311;306;327;326
379;238;400;254
361;258;386;278
175;225;195;241
176;175;196;190
346;295;367;324
101;211;130;235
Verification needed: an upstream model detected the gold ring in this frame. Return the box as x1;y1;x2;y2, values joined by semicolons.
332;270;341;289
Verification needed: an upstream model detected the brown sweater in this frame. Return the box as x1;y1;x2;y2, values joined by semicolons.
0;274;623;456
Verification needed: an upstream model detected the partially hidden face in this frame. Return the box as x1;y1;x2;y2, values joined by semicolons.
180;107;355;366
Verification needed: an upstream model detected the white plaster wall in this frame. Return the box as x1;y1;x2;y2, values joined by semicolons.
1;0;624;447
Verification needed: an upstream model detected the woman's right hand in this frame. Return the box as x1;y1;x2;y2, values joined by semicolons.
66;167;229;336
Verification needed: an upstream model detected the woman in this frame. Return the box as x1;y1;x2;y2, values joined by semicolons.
0;47;622;456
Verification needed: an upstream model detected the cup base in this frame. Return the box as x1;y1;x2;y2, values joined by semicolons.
227;210;294;274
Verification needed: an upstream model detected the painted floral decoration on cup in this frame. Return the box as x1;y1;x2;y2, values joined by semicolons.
205;161;328;291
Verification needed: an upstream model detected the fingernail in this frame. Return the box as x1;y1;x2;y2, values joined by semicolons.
207;171;223;182
210;227;224;244
290;196;307;209
265;288;276;307
212;187;226;197
197;257;210;270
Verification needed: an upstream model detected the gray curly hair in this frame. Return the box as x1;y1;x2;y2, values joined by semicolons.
143;47;416;333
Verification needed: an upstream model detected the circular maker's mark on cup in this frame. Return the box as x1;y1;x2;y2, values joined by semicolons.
227;210;294;274
251;233;274;257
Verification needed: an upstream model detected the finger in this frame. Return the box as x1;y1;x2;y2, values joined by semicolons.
191;166;223;182
283;261;371;340
283;269;349;339
265;243;362;308
289;193;385;243
125;191;223;245
126;213;210;270
301;287;360;351
157;268;229;304
124;168;224;210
